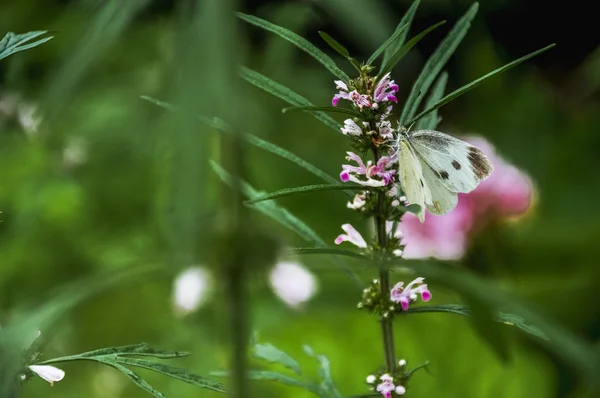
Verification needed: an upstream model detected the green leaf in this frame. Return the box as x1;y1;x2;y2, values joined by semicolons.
103;361;166;398
290;247;367;260
282;105;364;119
211;370;322;396
239;66;341;133
237;12;349;81
408;43;556;125
466;296;511;362
416;71;448;130
245;184;365;204
406;304;549;341
0;31;53;61
116;358;226;393
303;346;340;398
253;343;302;375
140;96;341;188
318;31;350;59
367;23;409;66
379;20;446;78
381;0;421;68
400;2;478;126
210;161;362;288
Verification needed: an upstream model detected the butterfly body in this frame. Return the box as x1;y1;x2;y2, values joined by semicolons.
396;129;493;222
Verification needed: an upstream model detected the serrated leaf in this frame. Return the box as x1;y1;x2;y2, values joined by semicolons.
408;43;556;125
367;23;409;66
303;346;340;398
246;184;365;204
381;0;420;68
103;361;166;398
116;358;226;393
400;3;478;126
318;31;350;59
379;20;446;78
253;343;302;374
290;247;367;260
237;13;348;81
282;105;364;119
0;31;53;61
140;96;342;188
210;161;362;288
416;71;448;130
239;66;341;133
212;370;322;396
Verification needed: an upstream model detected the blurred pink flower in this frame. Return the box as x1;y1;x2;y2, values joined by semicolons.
399;136;533;260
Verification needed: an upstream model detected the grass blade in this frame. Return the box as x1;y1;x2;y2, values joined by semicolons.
380;0;421;70
246;184;365;204
237;12;348;81
282;105;364;119
239;66;341;133
400;2;478;126
211;370;322;395
104;362;166;398
379;20;446;78
290;247;367;260
408;44;556;125
318;31;350;59
367;23;409;66
416;71;448;130
253;343;302;375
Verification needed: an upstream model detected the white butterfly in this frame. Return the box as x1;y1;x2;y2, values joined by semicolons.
396;128;494;222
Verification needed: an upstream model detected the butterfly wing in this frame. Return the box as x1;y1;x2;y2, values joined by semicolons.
408;130;493;193
397;137;429;222
419;159;458;215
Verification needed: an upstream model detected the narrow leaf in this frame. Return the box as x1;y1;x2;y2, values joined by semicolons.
104;361;166;398
379;20;446;78
408;44;556;125
282;105;364;119
290;247;367;260
210;161;362;287
211;370;322;395
381;0;421;68
318;31;350;59
116;358;226;393
303;346;340;398
416;71;448;130
239;66;341;132
367;23;409;66
141;96;341;187
253;343;302;375
0;31;53;61
400;2;478;125
246;184;365;204
237;12;349;81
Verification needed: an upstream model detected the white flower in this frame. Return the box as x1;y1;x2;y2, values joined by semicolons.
28;365;65;386
173;267;211;315
366;374;376;384
341;119;363;136
347;193;367;210
269;261;317;308
334;224;367;248
398;359;406;367
395;385;406;395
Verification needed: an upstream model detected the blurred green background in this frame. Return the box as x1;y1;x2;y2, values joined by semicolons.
1;0;599;397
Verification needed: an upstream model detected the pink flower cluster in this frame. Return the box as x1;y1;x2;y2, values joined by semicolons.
390;277;432;311
374;373;405;397
340;152;396;187
332;73;399;109
399;137;533;260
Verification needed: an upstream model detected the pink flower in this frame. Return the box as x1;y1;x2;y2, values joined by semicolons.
376;374;396;398
347;192;367;210
331;81;373;110
341;119;363;136
340;152;396;187
335;224;368;248
332;80;351;106
390;277;431;311
374;73;399;104
399;136;533;259
377;120;394;140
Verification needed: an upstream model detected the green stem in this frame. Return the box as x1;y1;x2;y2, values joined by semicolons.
372;144;396;372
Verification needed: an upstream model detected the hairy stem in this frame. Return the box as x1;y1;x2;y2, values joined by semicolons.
373;145;396;372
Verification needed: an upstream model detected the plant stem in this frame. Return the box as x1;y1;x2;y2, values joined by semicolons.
372;145;396;372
